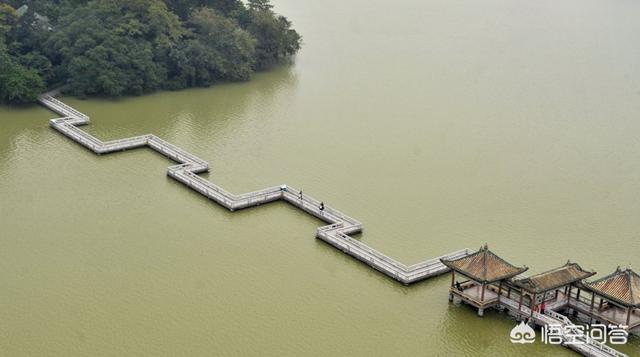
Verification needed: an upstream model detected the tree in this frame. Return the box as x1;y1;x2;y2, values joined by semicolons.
0;4;45;104
0;0;301;103
164;0;244;19
244;7;301;68
0;4;16;43
0;48;45;103
185;8;255;81
247;0;273;11
46;0;184;97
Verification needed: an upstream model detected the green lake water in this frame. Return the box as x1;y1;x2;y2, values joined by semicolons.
1;0;639;355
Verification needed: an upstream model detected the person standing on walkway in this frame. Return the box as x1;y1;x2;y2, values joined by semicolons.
299;190;303;200
320;202;324;211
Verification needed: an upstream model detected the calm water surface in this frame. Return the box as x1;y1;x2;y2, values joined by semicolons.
1;0;639;355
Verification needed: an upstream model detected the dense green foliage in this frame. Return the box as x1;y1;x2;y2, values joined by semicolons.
0;0;301;103
0;4;45;103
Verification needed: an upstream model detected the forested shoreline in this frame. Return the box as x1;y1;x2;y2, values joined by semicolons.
0;0;301;104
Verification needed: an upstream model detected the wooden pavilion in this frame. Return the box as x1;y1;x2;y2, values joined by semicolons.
510;261;596;319
579;267;640;331
441;244;528;316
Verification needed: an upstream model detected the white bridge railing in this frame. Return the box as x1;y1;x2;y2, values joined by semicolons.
38;93;472;285
39;94;630;357
543;310;628;357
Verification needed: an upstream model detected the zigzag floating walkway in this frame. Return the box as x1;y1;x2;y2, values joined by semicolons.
39;94;472;285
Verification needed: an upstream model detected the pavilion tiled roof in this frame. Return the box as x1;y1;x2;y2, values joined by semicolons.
584;267;640;308
440;244;528;284
514;261;595;294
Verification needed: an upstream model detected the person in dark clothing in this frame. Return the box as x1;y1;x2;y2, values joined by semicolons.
319;202;324;211
455;281;462;291
299;190;303;200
